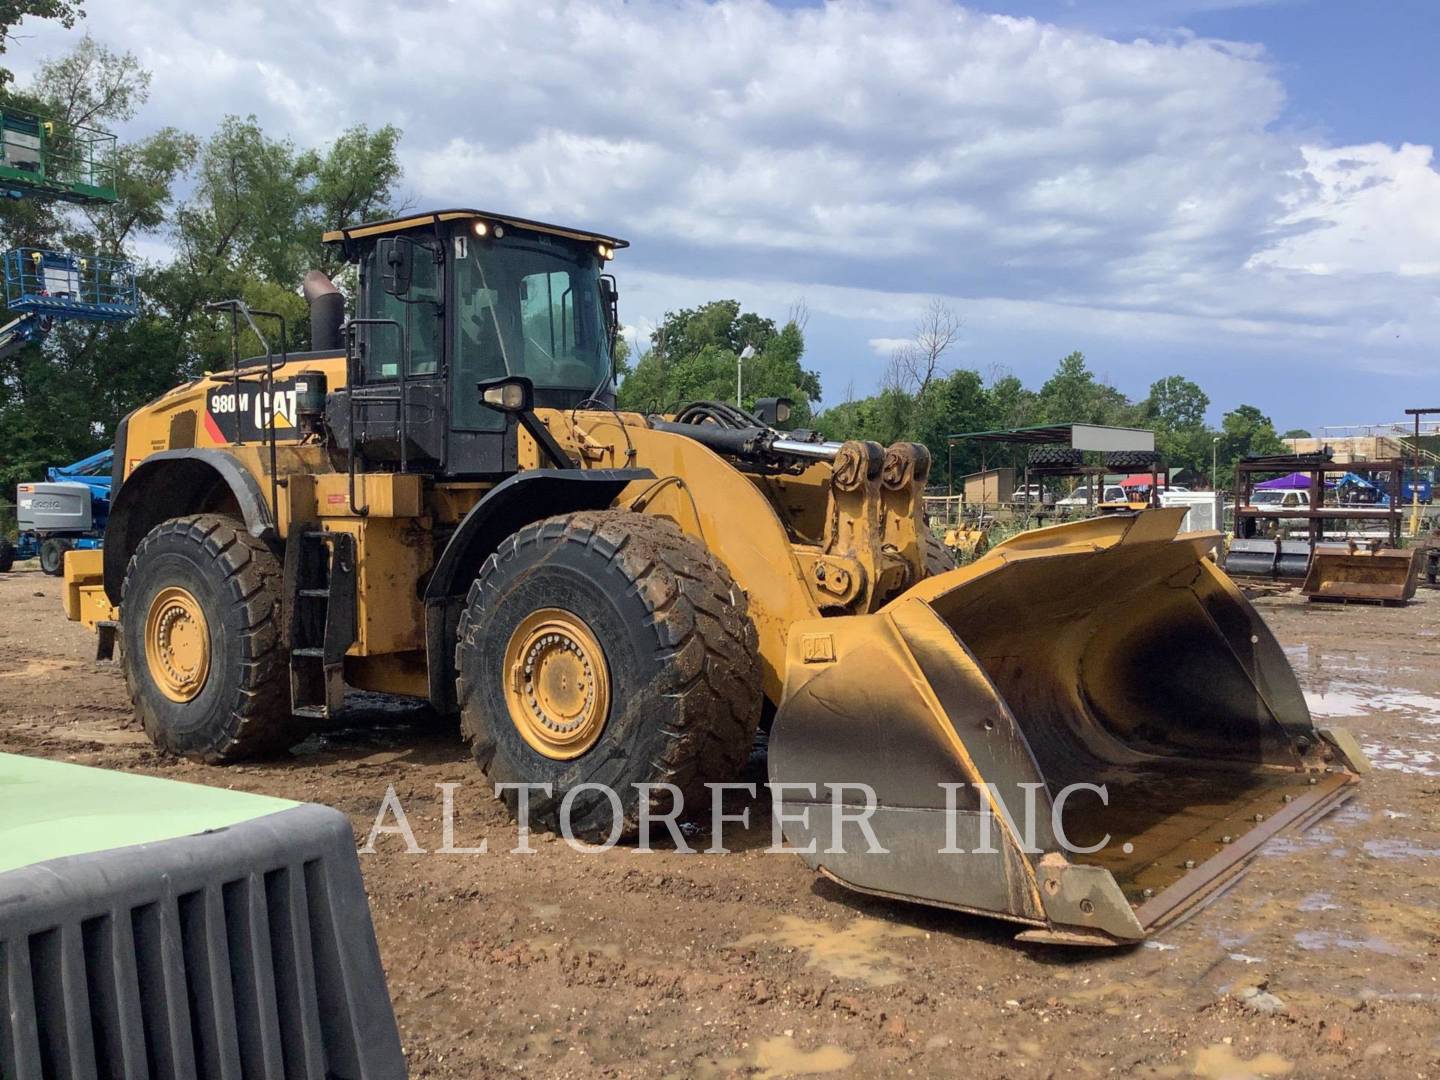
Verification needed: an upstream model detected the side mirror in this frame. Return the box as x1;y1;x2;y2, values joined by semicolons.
599;274;619;351
478;375;535;413
753;396;793;428
379;238;413;296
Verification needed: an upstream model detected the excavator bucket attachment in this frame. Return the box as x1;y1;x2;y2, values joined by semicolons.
1302;543;1421;605
943;527;990;560
769;509;1365;945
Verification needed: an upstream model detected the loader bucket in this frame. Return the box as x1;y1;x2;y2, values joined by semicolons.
769;509;1365;945
1302;543;1421;605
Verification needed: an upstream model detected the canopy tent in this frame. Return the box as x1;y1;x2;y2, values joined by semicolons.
1119;473;1163;489
1255;472;1334;489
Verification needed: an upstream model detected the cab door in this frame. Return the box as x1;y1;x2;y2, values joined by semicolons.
343;235;447;469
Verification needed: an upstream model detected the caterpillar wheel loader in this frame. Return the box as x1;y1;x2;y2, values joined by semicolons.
62;208;1367;945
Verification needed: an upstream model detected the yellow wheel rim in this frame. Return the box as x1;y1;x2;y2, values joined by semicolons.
144;586;211;702
503;608;611;760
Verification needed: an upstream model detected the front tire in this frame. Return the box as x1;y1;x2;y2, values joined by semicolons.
121;514;292;762
456;511;763;840
40;537;71;576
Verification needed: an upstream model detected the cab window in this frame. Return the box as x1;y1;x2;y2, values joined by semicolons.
361;240;442;379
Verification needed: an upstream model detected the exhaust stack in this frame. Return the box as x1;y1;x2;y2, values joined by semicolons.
303;270;344;351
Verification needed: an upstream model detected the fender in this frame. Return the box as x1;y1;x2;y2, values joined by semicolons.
423;467;651;712
103;450;275;604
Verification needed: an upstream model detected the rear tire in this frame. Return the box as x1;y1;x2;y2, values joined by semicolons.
121;514;292;762
456;510;763;841
39;537;71;576
922;522;957;576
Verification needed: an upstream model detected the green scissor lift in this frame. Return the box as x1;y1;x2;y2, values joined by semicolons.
0;106;118;204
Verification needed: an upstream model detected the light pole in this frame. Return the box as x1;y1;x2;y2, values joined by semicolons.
1212;435;1223;538
737;344;755;408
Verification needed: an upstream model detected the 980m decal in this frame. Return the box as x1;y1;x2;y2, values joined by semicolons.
203;377;305;443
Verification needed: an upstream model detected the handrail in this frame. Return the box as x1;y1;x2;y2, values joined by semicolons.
206;301;289;520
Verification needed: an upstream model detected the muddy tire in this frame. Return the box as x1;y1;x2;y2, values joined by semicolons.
922;522;957;576
456;510;763;841
39;537;71;576
121;514;292;762
0;537;12;573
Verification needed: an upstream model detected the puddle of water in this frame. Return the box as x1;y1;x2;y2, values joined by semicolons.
1228;952;1265;964
1293;929;1404;956
1361;743;1440;777
1191;1044;1293;1078
1297;891;1341;912
733;915;923;987
695;1037;855;1079
1303;683;1440;724
1261;825;1340;858
751;1037;855;1079
526;934;621;960
1363;838;1440;860
1303;689;1371;718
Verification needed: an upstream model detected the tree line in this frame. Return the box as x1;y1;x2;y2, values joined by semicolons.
617;298;1295;490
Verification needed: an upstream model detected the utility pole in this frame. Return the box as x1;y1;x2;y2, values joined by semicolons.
737;345;755;409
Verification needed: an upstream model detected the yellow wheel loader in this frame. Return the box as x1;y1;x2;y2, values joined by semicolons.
63;208;1366;945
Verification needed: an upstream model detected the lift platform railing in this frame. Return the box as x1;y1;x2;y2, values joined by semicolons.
3;248;137;320
0;108;118;203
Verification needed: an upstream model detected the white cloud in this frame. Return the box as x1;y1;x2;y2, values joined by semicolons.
9;0;1438;406
868;337;913;357
1250;143;1440;278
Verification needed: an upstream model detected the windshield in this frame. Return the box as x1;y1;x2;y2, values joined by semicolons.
1251;491;1286;506
452;233;610;429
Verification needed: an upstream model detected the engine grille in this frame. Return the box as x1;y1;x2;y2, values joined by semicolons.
0;803;405;1080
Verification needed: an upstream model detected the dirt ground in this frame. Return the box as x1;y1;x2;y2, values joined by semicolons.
2;565;1438;1079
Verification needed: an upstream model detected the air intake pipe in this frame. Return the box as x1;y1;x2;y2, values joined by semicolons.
302;270;344;351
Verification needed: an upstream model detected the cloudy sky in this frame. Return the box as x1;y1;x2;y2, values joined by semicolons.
13;0;1439;430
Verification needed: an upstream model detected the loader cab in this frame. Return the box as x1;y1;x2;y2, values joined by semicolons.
328;209;625;478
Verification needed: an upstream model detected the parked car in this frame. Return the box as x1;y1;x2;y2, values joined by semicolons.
1014;483;1055;506
1247;488;1310;510
1055;488;1095;509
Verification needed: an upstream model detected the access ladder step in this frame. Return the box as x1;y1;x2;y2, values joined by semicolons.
284;526;357;720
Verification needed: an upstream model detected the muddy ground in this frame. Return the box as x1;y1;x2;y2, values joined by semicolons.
1;565;1437;1079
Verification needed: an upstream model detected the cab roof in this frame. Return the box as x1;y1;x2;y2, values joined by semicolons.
321;208;629;250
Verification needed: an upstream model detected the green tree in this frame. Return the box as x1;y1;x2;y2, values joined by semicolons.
1216;404;1285;488
1281;428;1312;439
618;301;819;420
1138;375;1211;476
1036;351;1127;425
0;0;82;85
